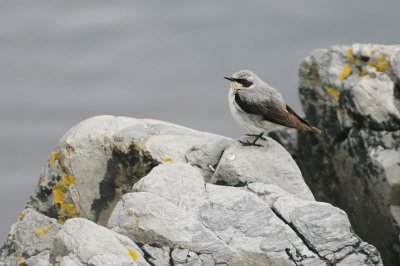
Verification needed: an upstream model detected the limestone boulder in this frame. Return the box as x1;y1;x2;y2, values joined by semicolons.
0;115;383;265
109;163;381;265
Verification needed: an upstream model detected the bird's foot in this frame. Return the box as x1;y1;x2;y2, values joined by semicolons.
239;139;263;147
245;132;267;141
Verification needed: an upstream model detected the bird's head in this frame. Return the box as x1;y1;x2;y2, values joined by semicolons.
224;70;259;92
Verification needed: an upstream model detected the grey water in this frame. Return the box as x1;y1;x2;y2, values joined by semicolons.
1;0;399;243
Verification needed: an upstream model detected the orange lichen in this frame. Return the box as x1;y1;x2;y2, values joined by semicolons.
338;64;352;80
127;247;139;260
325;86;340;101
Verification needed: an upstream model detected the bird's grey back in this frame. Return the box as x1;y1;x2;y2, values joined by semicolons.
239;81;286;109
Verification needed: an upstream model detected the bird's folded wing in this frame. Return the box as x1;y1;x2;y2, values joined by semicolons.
234;92;313;130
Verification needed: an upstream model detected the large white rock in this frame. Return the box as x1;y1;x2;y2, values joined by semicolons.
109;163;380;265
0;115;383;265
26;115;229;227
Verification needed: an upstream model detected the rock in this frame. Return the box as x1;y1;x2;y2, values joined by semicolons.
109;162;381;265
0;208;62;266
143;134;231;180
108;191;239;265
53;218;148;266
0;115;384;265
211;135;314;201
25;250;52;266
142;245;171;266
268;44;400;265
26;115;228;226
273;197;360;260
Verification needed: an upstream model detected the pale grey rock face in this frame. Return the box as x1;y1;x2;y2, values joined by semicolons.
26;115;229;227
268;44;400;265
109;162;381;265
1;115;383;265
211;135;314;201
25;250;52;266
0;208;61;266
141;245;171;266
53;218;148;266
143;134;231;180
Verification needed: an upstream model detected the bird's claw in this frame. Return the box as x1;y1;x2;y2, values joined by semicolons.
239;140;263;147
245;133;267;141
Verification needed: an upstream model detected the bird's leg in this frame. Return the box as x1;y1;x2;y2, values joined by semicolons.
239;139;263;147
239;132;266;147
245;132;267;141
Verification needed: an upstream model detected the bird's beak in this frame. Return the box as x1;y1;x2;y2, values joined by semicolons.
224;77;234;82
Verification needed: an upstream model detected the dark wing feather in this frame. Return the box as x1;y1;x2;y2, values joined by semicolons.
235;93;292;126
235;92;321;133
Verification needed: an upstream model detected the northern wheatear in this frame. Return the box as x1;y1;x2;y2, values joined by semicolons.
225;70;321;146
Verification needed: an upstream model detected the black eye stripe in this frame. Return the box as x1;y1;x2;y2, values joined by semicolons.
235;78;253;87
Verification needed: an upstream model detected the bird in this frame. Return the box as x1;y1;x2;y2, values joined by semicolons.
224;70;321;147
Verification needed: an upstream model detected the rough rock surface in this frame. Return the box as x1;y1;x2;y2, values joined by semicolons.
269;44;400;265
1;115;383;265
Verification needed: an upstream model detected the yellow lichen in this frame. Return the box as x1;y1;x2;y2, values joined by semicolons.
35;225;53;237
52;177;78;223
61;203;77;218
163;157;173;163
53;182;67;205
360;67;368;77
346;48;364;65
369;54;390;72
127;247;139;260
17;253;25;265
39;176;45;186
135;218;140;225
325;86;340;101
35;227;45;237
346;48;355;62
18;213;25;220
62;174;76;186
49;152;60;166
7;233;15;240
338;64;352;80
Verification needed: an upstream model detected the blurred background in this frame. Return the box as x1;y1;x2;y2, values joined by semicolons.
1;0;399;242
